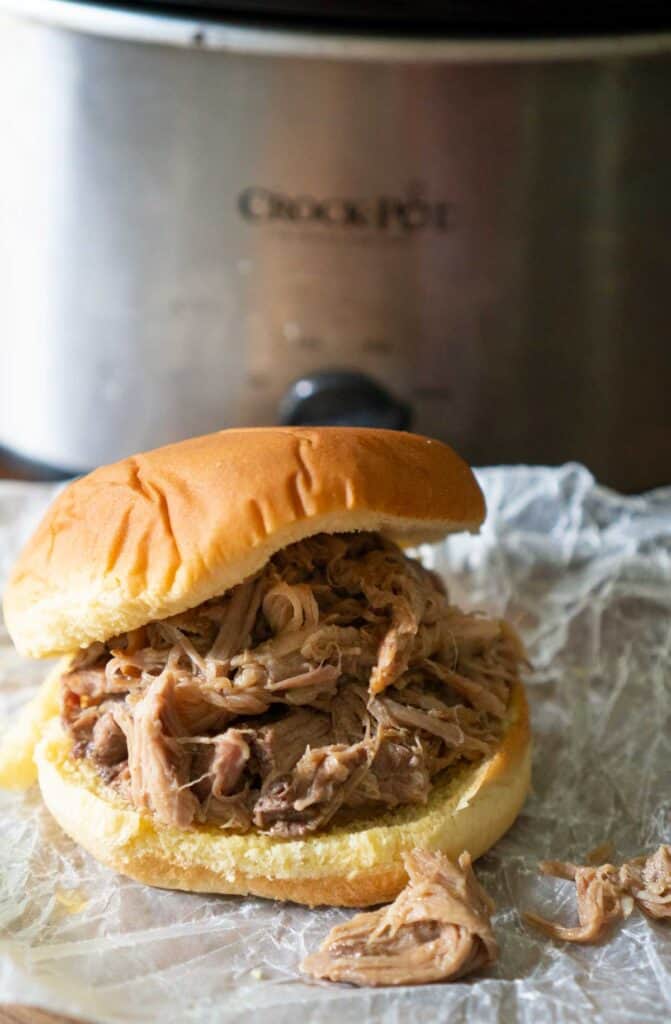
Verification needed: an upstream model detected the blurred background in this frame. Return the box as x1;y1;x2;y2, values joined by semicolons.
1;1;670;491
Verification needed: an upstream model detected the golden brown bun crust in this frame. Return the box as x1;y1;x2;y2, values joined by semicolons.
35;681;529;907
4;428;484;658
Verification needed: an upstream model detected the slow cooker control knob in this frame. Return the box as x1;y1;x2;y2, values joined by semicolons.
278;370;412;431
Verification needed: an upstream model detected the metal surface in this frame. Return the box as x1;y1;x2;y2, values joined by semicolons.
1;5;670;489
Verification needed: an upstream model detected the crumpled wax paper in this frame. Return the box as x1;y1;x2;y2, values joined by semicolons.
1;464;670;1024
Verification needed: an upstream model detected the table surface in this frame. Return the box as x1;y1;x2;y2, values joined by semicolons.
0;1009;82;1024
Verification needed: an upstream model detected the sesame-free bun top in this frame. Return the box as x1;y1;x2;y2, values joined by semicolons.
4;427;485;659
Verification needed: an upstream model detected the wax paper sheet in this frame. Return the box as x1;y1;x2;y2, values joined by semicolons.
1;464;670;1024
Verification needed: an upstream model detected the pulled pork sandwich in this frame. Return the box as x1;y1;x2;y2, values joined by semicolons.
0;427;530;907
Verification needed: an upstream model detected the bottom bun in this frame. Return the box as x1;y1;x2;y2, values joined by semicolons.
35;681;530;907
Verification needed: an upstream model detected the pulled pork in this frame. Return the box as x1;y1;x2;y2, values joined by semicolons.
301;849;498;986
60;532;524;836
524;844;671;943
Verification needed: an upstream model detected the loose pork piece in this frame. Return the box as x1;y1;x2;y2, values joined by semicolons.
524;845;671;942
301;849;498;986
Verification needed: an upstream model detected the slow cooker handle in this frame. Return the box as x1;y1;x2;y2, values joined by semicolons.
278;370;412;431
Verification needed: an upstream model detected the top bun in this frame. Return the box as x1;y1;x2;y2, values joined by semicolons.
3;428;484;658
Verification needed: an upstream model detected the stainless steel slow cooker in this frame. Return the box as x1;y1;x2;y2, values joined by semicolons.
1;1;670;489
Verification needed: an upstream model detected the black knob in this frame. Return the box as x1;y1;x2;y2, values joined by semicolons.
279;370;412;431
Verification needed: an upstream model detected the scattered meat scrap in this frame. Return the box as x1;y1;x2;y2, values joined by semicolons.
524;844;671;943
301;849;498;987
622;845;671;921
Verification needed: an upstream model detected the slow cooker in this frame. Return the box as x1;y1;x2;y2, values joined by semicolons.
1;1;670;489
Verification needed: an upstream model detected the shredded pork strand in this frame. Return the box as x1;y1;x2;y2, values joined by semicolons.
123;674;199;828
60;532;524;835
301;849;498;986
524;845;671;943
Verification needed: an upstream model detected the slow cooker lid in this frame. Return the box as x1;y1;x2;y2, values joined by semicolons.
97;1;671;34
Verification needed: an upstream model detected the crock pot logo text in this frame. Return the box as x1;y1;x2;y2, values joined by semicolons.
238;187;453;234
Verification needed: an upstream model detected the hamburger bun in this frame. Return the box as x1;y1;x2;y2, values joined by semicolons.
4;427;485;659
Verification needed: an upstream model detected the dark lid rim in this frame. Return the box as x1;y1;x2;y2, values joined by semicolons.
85;0;671;36
8;1;671;57
95;0;671;35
